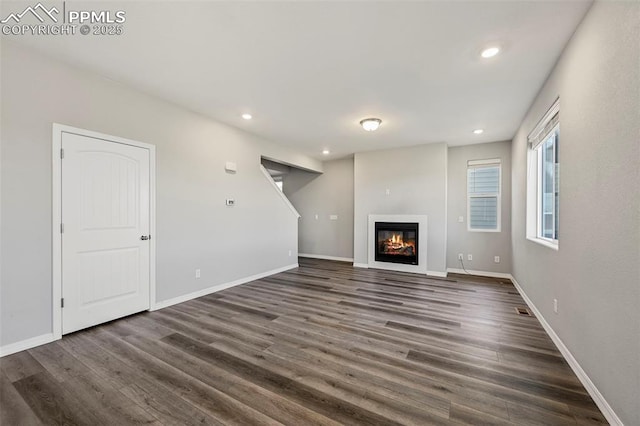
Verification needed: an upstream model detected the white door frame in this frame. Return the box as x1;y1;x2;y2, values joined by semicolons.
52;123;157;340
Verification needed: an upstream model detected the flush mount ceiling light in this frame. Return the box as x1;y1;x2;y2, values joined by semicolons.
481;46;500;58
360;118;382;132
473;129;484;134
241;113;252;120
322;149;330;155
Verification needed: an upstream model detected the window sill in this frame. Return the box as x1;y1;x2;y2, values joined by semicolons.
527;236;559;250
469;229;501;233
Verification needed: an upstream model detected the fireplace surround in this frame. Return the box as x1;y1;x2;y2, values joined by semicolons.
366;214;428;274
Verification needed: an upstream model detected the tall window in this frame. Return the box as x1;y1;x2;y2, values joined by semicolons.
467;159;501;232
527;98;559;248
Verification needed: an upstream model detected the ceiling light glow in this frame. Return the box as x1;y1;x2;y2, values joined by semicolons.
241;113;252;120
322;149;330;155
481;47;500;58
360;118;382;132
473;129;484;135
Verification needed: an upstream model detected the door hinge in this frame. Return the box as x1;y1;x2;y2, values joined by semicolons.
60;223;64;233
60;148;64;159
61;298;64;308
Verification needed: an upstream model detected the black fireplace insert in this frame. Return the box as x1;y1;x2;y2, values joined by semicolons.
375;222;418;265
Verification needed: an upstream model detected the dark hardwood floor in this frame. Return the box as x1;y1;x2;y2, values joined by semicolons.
1;258;607;425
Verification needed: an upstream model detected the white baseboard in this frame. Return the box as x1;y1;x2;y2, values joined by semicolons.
151;263;298;311
510;275;622;426
299;253;354;263
426;270;448;278
353;263;369;268
0;333;56;357
447;268;512;279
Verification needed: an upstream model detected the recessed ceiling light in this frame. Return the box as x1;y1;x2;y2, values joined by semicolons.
322;149;330;155
360;118;382;132
241;113;252;120
481;47;500;58
473;129;484;135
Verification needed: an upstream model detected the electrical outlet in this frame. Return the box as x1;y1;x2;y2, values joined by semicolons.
554;299;558;313
467;254;473;261
458;253;463;260
494;256;500;263
195;269;201;279
385;188;391;195
458;216;464;223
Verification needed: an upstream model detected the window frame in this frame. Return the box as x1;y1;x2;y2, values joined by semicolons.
526;98;560;250
467;158;502;233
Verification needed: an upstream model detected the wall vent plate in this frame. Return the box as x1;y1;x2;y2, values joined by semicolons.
515;307;532;316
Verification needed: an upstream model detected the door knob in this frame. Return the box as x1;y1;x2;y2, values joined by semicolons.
140;235;150;240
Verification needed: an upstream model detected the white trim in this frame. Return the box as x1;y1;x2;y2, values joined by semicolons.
299;253;354;263
510;275;622;426
52;126;62;340
151;263;298;311
52;124;157;339
446;268;512;279
367;214;428;274
426;270;448;278
467;158;502;167
526;236;559;251
260;165;300;218
353;263;369;268
0;333;56;357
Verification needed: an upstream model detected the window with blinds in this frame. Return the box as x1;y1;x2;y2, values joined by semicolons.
467;159;501;232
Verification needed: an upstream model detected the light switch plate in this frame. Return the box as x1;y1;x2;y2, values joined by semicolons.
329;215;338;220
225;199;235;206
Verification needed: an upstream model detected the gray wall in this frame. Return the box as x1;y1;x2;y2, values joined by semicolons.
354;143;448;273
447;141;512;273
285;157;354;260
0;41;321;347
511;2;639;424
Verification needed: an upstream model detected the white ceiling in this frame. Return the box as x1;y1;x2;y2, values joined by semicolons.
7;1;592;159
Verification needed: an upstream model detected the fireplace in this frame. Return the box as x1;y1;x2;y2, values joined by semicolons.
375;222;419;265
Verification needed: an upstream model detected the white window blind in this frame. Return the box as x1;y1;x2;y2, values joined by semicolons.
467;160;501;231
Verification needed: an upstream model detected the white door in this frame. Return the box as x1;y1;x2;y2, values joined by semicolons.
62;132;150;334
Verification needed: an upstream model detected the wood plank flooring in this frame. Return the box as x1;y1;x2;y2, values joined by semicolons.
0;258;607;425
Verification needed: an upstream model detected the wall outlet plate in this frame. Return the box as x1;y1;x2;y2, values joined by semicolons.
225;199;235;206
494;256;500;263
467;254;473;261
458;253;463;260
